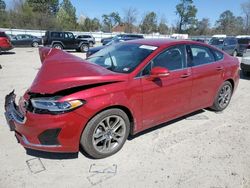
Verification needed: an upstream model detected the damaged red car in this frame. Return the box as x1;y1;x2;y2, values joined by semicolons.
5;39;240;158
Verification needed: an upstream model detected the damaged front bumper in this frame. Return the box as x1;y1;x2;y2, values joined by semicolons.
4;91;87;153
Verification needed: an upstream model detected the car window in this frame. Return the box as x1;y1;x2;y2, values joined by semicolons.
87;43;156;73
190;45;215;66
238;38;250;44
51;32;63;38
209;38;224;45
152;45;186;71
0;32;7;37
213;50;224;61
228;39;236;45
65;33;74;39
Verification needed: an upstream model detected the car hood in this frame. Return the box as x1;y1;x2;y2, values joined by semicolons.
88;45;105;52
29;47;127;94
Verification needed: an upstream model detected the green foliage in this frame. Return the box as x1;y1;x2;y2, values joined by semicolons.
176;0;197;33
140;12;158;34
102;12;121;32
195;18;211;35
215;10;244;35
0;0;6;10
158;18;169;34
78;17;101;31
27;0;59;15
56;0;77;30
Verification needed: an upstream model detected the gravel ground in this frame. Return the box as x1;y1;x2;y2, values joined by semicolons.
0;48;250;188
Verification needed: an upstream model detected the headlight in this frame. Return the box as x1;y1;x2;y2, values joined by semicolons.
30;97;85;114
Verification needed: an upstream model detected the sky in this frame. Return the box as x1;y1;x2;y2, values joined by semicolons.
6;0;247;26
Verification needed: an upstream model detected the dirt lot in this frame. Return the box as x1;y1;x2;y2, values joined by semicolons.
0;48;250;188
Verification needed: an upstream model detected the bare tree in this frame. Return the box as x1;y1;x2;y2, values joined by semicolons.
123;7;137;33
241;1;250;34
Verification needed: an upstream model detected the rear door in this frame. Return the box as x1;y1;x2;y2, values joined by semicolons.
187;45;225;110
64;32;77;49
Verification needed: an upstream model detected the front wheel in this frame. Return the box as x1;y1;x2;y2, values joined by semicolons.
80;109;130;159
210;81;233;111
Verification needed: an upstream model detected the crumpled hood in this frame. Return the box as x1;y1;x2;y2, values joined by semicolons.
29;47;127;94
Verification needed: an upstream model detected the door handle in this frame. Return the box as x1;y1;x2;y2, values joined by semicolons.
181;73;191;78
216;66;224;71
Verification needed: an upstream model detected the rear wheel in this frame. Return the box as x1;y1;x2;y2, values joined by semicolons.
210;81;233;111
80;44;89;52
0;48;2;55
80;109;130;159
31;41;39;47
52;44;63;50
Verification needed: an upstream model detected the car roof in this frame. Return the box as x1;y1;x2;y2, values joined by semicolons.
126;39;208;47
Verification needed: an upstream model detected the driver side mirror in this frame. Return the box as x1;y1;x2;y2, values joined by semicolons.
147;66;170;80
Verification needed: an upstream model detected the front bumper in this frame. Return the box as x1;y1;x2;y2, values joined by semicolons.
4;91;87;153
1;45;14;51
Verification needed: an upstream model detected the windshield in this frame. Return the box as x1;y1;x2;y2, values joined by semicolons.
209;38;224;45
87;43;157;73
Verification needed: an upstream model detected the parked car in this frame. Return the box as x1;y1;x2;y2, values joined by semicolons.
11;34;42;47
101;36;113;45
43;31;89;52
87;34;144;57
209;37;239;56
237;37;250;56
241;48;250;76
76;34;95;47
5;39;239;159
0;31;13;54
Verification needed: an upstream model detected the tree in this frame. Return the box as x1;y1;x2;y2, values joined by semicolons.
196;18;210;35
241;1;250;34
27;0;59;15
215;10;244;35
0;0;6;10
140;12;158;34
176;0;197;33
102;12;121;32
158;17;169;34
57;0;77;30
123;7;137;33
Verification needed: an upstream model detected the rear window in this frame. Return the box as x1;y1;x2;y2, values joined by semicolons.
213;50;224;61
51;32;63;38
238;38;250;44
0;32;7;37
209;38;224;45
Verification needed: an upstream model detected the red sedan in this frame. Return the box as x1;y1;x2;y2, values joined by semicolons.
5;39;240;158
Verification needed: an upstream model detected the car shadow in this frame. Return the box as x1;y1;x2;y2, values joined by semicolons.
0;51;16;55
128;109;206;140
26;109;206;160
240;70;250;80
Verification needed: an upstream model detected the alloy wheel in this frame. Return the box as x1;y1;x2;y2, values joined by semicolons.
92;115;126;154
218;84;232;109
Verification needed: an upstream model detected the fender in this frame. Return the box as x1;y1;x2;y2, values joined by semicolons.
51;41;65;48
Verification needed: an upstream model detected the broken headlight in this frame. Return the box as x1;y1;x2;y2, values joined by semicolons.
30;97;85;114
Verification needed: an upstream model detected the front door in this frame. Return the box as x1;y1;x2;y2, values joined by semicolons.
140;45;192;129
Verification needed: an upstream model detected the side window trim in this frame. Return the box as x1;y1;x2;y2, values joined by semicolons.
135;44;188;78
189;44;216;67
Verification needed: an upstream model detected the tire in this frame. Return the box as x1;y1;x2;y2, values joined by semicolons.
0;48;2;55
31;42;39;47
52;44;63;50
233;50;237;57
80;44;89;52
210;81;233;111
80;109;130;159
89;42;94;47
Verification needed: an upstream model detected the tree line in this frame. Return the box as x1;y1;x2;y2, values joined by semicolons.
0;0;250;35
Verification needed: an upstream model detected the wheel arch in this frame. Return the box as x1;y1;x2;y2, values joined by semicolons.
79;104;135;147
51;41;64;48
225;78;235;92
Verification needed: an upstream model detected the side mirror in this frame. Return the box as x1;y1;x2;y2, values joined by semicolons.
147;66;170;80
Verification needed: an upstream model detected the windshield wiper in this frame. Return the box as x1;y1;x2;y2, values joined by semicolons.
107;52;115;71
86;55;104;60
